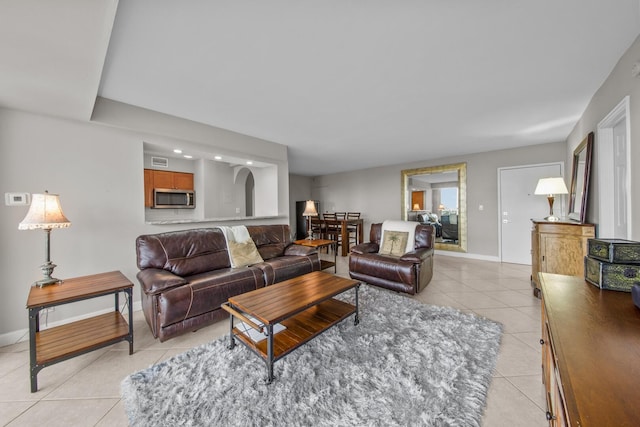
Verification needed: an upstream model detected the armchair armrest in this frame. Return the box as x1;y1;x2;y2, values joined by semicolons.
400;247;434;263
350;242;379;254
284;244;318;256
137;268;187;295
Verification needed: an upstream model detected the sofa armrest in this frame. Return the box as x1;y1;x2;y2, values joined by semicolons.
284;244;318;256
399;248;433;263
137;268;187;295
350;242;379;254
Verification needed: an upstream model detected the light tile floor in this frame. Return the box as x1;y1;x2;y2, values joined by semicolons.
0;254;546;426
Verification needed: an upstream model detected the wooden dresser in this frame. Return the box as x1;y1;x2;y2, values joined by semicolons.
531;220;595;297
540;273;640;426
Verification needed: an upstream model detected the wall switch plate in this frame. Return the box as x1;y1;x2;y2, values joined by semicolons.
5;192;30;206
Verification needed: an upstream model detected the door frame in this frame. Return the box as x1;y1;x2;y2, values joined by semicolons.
597;95;631;239
497;161;564;264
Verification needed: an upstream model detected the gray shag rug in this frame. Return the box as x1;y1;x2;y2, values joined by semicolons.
121;285;502;427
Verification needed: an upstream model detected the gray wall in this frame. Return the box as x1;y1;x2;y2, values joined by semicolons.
567;34;640;234
0;103;290;342
309;141;567;258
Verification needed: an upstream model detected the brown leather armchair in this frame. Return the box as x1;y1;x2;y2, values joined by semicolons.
349;223;435;295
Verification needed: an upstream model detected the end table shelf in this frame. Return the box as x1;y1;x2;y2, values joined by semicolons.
26;271;134;392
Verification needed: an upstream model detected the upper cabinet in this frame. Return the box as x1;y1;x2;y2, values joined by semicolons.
144;169;194;207
151;170;194;190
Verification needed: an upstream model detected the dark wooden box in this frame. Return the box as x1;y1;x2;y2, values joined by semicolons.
585;256;640;292
587;238;640;264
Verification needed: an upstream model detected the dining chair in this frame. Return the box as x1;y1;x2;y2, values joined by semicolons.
346;212;360;247
323;213;341;251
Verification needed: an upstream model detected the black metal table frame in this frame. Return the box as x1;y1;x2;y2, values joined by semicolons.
28;287;133;392
224;285;359;383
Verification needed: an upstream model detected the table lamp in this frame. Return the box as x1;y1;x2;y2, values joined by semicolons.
302;200;318;240
534;177;568;222
19;191;71;286
413;203;420;210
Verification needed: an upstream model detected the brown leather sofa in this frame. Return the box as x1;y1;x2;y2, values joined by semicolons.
136;225;319;341
348;223;435;295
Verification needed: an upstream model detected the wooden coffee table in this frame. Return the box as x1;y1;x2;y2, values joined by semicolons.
222;271;360;383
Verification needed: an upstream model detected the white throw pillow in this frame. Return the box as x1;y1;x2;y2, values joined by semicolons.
379;231;409;256
379;220;418;255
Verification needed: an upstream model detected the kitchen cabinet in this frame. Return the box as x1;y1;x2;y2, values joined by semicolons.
144;169;153;207
144;169;194;207
530;220;594;297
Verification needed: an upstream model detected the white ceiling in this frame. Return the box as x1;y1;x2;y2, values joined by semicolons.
2;1;639;176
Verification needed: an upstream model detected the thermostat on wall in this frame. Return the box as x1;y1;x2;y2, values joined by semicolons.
5;192;30;206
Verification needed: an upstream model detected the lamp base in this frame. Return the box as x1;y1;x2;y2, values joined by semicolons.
35;277;62;287
545;215;561;222
35;261;63;287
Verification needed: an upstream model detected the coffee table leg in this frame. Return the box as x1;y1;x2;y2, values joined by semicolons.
228;313;235;350
266;324;274;384
354;284;360;325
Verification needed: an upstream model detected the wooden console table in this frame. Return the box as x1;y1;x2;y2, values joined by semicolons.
26;271;134;392
540;273;640;425
531;220;595;297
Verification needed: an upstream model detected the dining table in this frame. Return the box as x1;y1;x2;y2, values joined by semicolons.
311;218;364;256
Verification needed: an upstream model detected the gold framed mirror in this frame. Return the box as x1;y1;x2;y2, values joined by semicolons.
401;163;467;252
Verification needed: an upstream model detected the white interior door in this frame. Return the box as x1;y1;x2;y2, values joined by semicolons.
499;163;563;265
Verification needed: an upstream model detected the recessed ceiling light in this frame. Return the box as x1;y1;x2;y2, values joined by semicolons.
246;161;253;165
214;155;222;160
184;155;193;159
173;149;182;154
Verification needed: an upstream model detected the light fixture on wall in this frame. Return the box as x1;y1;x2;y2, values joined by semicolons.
302;200;318;240
534;177;568;222
18;191;71;286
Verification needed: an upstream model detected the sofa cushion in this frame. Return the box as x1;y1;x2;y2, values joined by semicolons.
158;267;264;328
246;225;291;260
252;256;318;286
136;228;230;276
349;252;415;286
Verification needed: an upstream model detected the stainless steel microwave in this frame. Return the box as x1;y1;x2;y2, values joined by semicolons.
153;189;195;209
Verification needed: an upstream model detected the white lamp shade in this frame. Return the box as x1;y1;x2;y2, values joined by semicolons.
534;177;568;196
302;200;318;217
18;192;71;230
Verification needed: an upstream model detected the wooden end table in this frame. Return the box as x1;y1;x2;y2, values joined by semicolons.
294;238;337;272
26;271;134;392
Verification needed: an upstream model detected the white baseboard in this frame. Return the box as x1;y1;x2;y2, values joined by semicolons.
0;301;143;348
434;250;501;263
